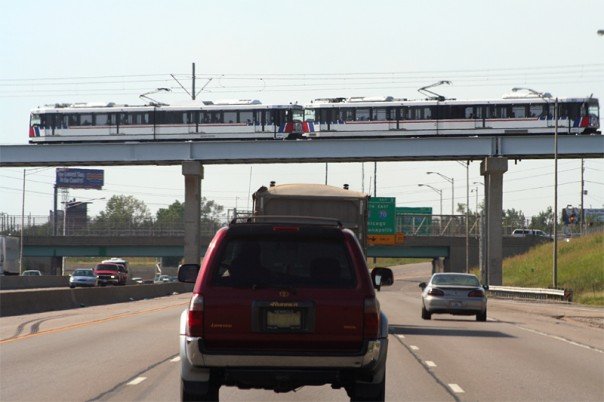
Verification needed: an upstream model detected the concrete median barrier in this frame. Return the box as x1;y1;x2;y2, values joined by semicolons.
0;283;194;317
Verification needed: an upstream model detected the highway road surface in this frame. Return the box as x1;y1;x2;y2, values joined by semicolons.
1;263;602;401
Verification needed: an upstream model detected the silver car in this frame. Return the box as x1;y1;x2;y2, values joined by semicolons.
419;273;487;321
69;268;98;288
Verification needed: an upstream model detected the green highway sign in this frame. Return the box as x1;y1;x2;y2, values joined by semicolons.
368;197;396;235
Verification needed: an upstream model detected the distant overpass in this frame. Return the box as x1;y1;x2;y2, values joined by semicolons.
22;234;549;274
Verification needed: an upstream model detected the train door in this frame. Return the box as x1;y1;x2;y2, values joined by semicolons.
188;112;197;133
318;108;330;131
474;106;485;128
389;107;399;130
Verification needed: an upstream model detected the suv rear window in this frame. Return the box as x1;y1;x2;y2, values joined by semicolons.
210;235;356;289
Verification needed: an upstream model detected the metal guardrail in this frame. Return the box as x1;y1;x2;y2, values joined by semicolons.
487;285;572;302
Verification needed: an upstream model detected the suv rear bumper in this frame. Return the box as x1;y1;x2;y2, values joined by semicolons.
182;335;386;369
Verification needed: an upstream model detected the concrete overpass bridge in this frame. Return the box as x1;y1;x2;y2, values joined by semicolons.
4;135;602;284
22;233;549;275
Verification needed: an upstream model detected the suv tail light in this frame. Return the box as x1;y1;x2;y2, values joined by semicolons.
468;289;485;298
428;288;445;296
363;297;380;339
187;294;204;337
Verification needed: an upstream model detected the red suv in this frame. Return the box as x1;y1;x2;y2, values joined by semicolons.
95;263;128;286
178;217;393;401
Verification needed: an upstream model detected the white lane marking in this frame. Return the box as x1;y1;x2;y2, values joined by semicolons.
171;356;181;362
396;334;405;339
410;345;419;350
127;377;147;385
448;383;465;393
425;360;437;367
514;324;604;354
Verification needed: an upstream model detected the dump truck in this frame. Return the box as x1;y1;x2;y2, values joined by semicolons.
252;182;369;252
0;236;20;275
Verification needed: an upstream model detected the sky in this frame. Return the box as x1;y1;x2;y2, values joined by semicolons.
1;0;603;223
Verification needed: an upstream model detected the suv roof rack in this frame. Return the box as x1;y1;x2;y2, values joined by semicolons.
229;215;343;227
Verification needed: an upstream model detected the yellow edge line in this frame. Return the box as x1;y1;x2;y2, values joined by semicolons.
0;302;187;344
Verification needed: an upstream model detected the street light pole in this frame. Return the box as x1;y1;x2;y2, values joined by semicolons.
427;171;454;215
418;184;443;215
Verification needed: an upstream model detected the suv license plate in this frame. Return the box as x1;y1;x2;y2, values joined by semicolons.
266;309;301;329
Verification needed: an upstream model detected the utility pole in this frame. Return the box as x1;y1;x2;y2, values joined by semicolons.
580;158;585;235
373;162;377;197
192;63;196;101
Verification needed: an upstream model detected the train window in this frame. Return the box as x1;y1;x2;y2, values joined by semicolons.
399;107;409;120
119;113;129;125
407;107;419;120
130;113;150;125
356;108;370;121
449;106;465;119
264;110;274;125
209;111;222;123
240;111;254;124
511;105;526;118
464;107;474;119
372;108;387;121
30;113;41;126
588;101;599;118
342;108;354;122
224;111;237;123
565;103;581;119
529;104;545;118
332;109;342;123
95;114;109;126
40;114;54;129
80;114;93;126
200;111;209;124
304;109;315;123
68;114;79;127
475;106;484;119
423;107;433;120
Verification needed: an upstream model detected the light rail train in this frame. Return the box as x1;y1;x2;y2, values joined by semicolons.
305;93;599;138
29;100;309;143
28;92;599;143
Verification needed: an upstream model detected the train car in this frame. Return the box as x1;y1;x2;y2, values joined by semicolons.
29;100;311;143
304;92;600;138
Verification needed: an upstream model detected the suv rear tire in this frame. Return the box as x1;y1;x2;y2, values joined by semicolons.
181;380;220;402
476;309;487;322
348;372;386;402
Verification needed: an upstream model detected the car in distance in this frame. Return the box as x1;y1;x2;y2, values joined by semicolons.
511;228;551;238
22;270;42;276
419;273;487;322
178;216;393;402
69;268;98;288
95;263;128;286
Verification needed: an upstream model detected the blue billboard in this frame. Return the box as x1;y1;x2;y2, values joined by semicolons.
56;168;104;189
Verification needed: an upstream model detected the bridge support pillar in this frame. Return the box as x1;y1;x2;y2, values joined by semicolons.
182;162;204;265
480;157;508;286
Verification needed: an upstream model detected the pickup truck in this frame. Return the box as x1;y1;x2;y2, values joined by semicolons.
178;216;393;401
95;262;128;286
